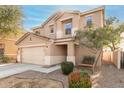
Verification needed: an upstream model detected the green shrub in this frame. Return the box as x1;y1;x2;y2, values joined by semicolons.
68;71;91;88
80;70;89;77
69;80;91;88
61;61;74;75
82;56;95;65
0;56;10;63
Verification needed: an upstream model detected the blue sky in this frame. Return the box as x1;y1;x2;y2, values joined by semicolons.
22;5;124;31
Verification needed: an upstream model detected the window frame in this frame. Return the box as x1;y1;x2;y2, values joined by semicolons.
86;16;93;26
50;27;54;33
64;22;72;35
49;25;54;34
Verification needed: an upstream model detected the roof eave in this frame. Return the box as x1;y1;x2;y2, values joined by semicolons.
80;6;105;16
15;32;50;45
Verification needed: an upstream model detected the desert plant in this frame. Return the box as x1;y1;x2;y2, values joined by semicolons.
61;61;74;75
0;55;10;63
68;71;91;88
0;6;24;38
82;56;95;65
80;70;89;77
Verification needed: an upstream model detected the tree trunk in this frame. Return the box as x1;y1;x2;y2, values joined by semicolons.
93;49;103;73
112;42;116;51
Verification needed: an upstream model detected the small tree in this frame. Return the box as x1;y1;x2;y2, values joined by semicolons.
75;17;124;71
103;17;123;51
0;5;24;38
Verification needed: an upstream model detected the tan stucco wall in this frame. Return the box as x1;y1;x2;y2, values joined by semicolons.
75;46;95;64
19;7;104;66
17;34;67;66
102;51;112;63
33;17;56;39
39;12;79;39
0;39;17;58
56;13;79;38
51;44;67;56
48;43;67;65
79;10;104;30
102;50;119;67
33;27;41;33
43;19;56;39
110;50;119;67
39;28;45;36
17;34;48;47
33;9;104;39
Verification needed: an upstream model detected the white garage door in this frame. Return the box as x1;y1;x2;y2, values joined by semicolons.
21;46;46;65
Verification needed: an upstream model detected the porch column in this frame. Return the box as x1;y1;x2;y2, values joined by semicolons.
67;42;75;65
17;48;21;62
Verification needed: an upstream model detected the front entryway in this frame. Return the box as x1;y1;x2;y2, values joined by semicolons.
55;41;76;65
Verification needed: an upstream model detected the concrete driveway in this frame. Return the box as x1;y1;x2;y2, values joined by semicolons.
0;63;60;79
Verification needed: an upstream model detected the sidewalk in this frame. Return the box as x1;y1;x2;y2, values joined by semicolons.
0;63;60;79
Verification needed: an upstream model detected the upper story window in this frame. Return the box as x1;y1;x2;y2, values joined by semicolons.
49;25;54;33
51;28;54;33
86;16;93;27
35;31;40;35
64;23;72;35
50;26;54;33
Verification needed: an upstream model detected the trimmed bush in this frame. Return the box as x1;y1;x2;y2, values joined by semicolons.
68;71;91;88
80;70;89;77
82;56;95;65
0;56;10;63
61;61;74;75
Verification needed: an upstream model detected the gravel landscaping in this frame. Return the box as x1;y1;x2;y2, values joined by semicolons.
0;67;92;88
0;77;63;88
2;64;123;88
91;64;124;88
3;64;124;88
0;69;68;88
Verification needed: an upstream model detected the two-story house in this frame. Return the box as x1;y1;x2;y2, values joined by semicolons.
16;6;104;67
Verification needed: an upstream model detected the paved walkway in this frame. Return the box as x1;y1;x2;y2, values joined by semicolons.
91;64;124;88
0;63;60;79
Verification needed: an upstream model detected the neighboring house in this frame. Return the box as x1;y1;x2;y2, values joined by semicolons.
0;31;25;61
16;6;104;67
0;39;18;59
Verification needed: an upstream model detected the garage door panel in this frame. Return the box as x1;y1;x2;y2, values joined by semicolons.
21;46;46;65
